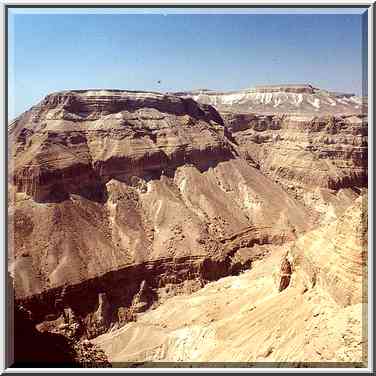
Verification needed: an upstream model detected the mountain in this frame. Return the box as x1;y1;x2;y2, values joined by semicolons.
8;87;368;366
9;89;312;337
174;84;366;115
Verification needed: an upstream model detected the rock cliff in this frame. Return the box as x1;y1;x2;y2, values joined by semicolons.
8;87;368;365
222;112;367;194
9;90;311;339
175;84;366;115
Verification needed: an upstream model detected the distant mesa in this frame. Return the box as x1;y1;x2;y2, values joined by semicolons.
254;83;316;93
173;83;365;115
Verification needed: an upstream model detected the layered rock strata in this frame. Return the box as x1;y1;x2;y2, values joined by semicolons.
175;85;366;115
8;88;368;364
9;90;311;338
222;112;367;192
288;194;368;307
93;199;367;364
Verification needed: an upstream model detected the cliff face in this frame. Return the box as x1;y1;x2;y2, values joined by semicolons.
9;90;228;203
9;90;313;338
222;113;367;192
174;85;366;115
178;85;367;221
8;87;368;363
289;194;368;307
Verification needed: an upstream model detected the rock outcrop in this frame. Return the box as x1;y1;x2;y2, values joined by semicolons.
93;216;367;365
9;90;312;338
288;193;368;307
93;197;367;365
177;86;367;222
12;300;111;367
175;84;366;115
277;255;292;292
9;90;229;203
8;87;368;366
221;113;367;197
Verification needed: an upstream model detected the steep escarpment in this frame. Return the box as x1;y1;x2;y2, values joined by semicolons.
16;250;264;340
9;90;312;339
9;90;229;203
175;84;366;115
8;87;367;366
220;112;367;220
177;85;367;223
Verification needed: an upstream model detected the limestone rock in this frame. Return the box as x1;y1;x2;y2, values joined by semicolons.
289;194;367;306
131;280;152;313
175;84;366;115
9;90;311;303
222;112;367;194
277;255;292;292
93;233;366;364
9;87;367;365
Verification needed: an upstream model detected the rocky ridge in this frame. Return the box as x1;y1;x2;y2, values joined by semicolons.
9;89;311;341
8;87;368;366
174;84;366;115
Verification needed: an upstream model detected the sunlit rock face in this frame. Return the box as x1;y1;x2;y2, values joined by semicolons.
93;196;367;364
9;87;367;364
289;193;368;307
222;112;367;192
9;90;312;339
177;85;368;219
174;84;366;115
9;90;230;203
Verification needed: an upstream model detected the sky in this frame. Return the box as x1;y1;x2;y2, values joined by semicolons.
8;8;368;119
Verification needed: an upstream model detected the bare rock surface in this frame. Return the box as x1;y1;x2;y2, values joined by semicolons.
221;112;367;196
9;90;312;339
9;87;368;365
93;199;367;365
179;85;367;213
289;193;367;307
175;84;367;115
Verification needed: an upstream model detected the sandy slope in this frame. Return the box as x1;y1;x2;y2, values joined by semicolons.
94;251;365;364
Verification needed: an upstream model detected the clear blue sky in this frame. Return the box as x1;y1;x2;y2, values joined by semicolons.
8;8;367;119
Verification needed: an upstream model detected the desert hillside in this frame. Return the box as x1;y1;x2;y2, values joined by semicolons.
9;87;367;366
94;196;367;364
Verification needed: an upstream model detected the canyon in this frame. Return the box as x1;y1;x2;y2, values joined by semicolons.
8;85;368;366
